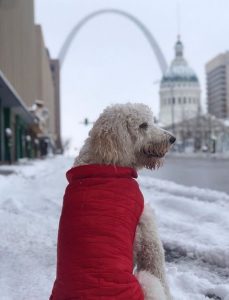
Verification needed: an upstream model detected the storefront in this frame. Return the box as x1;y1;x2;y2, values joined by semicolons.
0;71;36;164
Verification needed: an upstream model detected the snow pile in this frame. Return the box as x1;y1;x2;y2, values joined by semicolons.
0;156;229;300
139;176;229;300
0;156;72;300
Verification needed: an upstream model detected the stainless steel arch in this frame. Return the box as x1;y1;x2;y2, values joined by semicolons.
59;9;168;74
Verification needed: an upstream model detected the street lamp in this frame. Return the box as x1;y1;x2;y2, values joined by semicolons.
169;82;175;134
5;128;12;164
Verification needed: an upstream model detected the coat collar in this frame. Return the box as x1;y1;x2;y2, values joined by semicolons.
66;164;137;182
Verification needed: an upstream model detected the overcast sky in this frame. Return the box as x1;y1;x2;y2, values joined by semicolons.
35;0;229;152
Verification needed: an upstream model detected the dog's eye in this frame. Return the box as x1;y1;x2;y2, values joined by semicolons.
139;122;148;130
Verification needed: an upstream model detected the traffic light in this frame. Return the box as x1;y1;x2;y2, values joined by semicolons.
84;118;89;125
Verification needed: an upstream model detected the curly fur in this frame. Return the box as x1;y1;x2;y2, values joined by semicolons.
136;271;167;300
74;103;173;170
134;204;172;300
74;103;174;300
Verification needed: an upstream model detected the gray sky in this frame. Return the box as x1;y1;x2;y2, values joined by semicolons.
35;0;229;152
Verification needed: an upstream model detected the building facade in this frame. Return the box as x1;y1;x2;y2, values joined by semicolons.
0;0;61;163
0;71;37;162
159;37;201;127
164;114;229;153
206;52;229;119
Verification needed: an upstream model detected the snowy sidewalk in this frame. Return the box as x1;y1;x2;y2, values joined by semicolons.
139;176;229;300
0;156;228;300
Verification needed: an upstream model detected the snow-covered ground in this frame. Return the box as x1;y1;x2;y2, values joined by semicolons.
0;156;228;300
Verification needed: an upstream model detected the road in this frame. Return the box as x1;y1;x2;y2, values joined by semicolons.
141;155;229;194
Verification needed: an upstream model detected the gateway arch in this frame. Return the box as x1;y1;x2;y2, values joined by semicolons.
58;9;168;74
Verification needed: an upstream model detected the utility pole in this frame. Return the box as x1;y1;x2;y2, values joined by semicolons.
170;83;175;134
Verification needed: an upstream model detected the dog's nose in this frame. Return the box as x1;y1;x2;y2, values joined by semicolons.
169;136;176;144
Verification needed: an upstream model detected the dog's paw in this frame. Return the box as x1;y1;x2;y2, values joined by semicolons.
136;271;167;300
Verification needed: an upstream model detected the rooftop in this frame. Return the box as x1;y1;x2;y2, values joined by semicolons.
161;36;199;84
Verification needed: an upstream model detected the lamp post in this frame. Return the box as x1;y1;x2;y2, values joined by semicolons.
5;127;12;164
170;82;175;134
25;135;32;158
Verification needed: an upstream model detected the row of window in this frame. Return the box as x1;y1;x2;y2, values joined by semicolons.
162;97;198;105
207;65;226;79
207;77;226;89
162;82;199;88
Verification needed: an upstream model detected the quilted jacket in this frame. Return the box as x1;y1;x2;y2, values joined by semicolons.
50;164;144;300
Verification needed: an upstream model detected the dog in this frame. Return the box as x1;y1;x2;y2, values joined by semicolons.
50;103;175;300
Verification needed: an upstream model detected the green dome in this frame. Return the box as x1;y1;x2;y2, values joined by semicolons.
161;37;199;84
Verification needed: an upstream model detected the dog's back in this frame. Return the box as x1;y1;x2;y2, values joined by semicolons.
50;164;144;300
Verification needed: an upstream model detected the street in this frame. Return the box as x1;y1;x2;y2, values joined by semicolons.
141;155;229;194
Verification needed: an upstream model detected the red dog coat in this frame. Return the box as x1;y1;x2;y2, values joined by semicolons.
50;164;144;300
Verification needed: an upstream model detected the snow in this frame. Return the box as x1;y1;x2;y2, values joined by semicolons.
139;176;229;299
0;156;229;300
0;156;70;300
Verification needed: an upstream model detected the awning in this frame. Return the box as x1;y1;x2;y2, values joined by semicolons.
0;70;35;124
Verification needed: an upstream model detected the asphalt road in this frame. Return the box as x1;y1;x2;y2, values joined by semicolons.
141;155;229;194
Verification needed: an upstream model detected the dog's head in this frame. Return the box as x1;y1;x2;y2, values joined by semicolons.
87;103;175;170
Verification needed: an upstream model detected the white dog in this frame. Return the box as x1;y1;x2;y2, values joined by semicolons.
50;103;175;300
75;103;174;299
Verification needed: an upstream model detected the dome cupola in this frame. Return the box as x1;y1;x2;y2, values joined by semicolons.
161;36;199;84
175;35;183;57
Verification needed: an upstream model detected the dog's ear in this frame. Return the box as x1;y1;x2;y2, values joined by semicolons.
89;117;132;165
